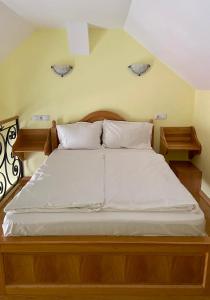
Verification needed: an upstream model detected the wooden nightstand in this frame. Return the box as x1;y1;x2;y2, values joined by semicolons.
160;126;202;199
13;129;51;160
169;161;202;199
160;127;201;159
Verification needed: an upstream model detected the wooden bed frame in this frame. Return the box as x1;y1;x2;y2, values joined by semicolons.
0;110;210;298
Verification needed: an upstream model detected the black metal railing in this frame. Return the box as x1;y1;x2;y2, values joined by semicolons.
0;116;23;201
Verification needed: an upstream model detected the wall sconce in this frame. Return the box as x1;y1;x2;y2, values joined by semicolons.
51;64;73;77
128;63;151;76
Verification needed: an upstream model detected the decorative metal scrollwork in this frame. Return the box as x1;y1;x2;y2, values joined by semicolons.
0;118;23;201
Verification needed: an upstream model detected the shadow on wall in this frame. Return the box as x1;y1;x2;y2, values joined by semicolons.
89;28;107;53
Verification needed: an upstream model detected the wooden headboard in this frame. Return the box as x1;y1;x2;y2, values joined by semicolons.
81;110;125;122
51;110;154;151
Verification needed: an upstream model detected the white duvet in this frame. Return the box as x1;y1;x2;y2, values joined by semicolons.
5;150;105;213
104;149;197;212
4;149;198;214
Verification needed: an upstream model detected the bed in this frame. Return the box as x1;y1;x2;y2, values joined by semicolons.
0;110;210;297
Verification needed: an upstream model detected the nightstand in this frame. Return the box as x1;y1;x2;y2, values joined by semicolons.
160;127;201;159
13;129;51;160
169;161;202;199
160;126;202;199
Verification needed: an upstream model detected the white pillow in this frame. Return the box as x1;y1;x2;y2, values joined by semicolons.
103;120;153;149
57;121;102;149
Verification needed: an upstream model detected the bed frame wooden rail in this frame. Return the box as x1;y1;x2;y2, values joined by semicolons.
0;111;210;298
0;236;210;297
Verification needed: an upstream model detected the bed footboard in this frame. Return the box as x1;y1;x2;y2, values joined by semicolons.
0;236;210;297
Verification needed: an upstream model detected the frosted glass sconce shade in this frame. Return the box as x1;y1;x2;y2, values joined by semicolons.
128;64;151;76
51;64;73;77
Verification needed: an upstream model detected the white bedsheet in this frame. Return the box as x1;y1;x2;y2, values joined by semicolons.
3;148;206;236
104;149;198;212
5;150;105;213
3;207;205;236
5;149;199;214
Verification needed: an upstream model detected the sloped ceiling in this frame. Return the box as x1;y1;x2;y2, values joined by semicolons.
1;0;210;89
0;0;132;60
124;0;210;90
0;1;34;61
1;0;131;28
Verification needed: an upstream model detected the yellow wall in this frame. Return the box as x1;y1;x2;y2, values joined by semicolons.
0;28;195;174
193;91;210;197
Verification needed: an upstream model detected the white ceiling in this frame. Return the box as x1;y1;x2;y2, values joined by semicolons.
1;0;131;28
0;1;34;61
1;0;210;89
125;0;210;90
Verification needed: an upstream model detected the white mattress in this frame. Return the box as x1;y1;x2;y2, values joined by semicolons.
3;208;205;236
2;148;206;236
